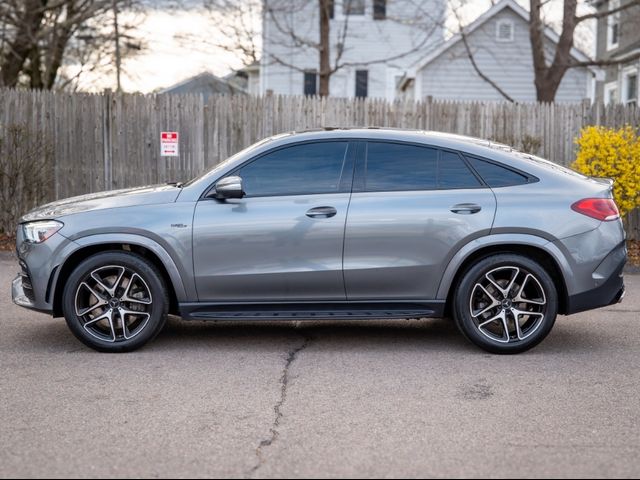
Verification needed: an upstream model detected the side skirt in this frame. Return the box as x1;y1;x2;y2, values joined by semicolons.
178;301;446;321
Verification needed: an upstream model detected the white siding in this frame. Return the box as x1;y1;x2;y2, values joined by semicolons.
261;0;445;99
418;9;591;102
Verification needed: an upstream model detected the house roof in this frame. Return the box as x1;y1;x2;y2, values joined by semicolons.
160;71;246;96
408;0;594;75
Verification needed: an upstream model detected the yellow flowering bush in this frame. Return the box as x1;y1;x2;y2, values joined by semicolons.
572;125;640;217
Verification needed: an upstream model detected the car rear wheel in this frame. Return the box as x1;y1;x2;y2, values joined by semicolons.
62;251;168;352
453;253;558;354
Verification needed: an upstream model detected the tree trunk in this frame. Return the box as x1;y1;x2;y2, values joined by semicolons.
28;46;43;89
0;0;48;88
318;0;331;96
529;0;578;102
44;3;76;90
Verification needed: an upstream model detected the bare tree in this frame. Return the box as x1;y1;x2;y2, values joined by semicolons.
529;0;640;102
0;0;144;90
201;0;261;66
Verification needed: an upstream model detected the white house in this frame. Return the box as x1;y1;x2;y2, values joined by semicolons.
400;0;597;102
259;0;446;100
593;0;640;105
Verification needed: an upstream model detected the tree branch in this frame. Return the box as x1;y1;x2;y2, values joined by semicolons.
458;21;514;102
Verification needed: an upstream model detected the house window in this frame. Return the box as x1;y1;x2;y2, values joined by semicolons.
604;82;618;105
624;71;638;105
304;71;318;96
607;0;620;50
355;70;368;98
344;0;365;15
496;20;514;42
373;0;386;20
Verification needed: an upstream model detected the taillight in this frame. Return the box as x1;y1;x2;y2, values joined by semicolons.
571;198;620;221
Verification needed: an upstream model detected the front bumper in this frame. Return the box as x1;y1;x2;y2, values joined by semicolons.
12;227;73;315
12;274;51;314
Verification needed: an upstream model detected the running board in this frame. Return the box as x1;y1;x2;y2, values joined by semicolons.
179;301;445;321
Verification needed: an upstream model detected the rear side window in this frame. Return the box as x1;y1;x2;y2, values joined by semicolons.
365;142;437;191
239;142;348;196
439;151;482;188
465;156;530;187
364;143;482;191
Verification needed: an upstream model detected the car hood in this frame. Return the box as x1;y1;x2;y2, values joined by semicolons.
20;185;182;223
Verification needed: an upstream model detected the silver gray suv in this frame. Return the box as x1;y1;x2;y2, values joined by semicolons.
12;129;627;353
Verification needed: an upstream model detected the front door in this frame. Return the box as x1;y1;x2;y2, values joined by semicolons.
193;141;355;302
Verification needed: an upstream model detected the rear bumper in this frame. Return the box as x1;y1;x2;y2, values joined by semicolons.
565;256;625;315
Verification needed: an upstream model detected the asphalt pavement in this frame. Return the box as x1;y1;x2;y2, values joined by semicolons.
1;251;639;478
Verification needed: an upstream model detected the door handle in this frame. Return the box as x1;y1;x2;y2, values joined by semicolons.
450;203;482;214
306;206;337;218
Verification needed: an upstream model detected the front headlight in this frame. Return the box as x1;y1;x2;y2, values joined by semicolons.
23;220;64;243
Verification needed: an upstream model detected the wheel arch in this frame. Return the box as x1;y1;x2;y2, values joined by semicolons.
52;235;188;317
438;235;570;316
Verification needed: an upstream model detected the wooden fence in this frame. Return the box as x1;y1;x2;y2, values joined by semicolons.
0;88;638;237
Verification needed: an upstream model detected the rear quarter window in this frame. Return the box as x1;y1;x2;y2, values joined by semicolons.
465;156;531;187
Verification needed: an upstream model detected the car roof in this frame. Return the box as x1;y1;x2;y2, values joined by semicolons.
273;127;512;153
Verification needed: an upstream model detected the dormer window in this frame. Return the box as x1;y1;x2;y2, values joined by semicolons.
496;19;514;42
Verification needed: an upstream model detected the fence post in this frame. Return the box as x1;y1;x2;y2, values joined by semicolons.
102;90;113;190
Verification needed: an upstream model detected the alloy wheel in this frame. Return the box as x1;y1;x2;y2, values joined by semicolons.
74;265;153;343
469;265;547;344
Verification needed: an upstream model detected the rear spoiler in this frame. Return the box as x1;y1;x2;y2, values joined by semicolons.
590;176;614;191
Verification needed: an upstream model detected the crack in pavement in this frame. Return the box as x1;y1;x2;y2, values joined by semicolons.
246;334;311;478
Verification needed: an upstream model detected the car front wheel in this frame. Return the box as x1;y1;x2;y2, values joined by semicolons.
62;251;168;352
453;253;558;354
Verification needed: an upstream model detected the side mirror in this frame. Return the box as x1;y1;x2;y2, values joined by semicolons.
212;175;245;199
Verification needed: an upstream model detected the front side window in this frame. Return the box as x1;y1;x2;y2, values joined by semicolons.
239;142;349;197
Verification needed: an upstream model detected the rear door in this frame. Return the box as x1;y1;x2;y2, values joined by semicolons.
343;141;496;300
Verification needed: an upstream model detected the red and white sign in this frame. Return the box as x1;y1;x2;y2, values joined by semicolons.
161;131;179;157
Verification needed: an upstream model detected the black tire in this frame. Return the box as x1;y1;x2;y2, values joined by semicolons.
62;251;169;352
453;253;558;354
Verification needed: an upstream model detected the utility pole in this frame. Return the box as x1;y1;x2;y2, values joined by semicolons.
112;0;122;92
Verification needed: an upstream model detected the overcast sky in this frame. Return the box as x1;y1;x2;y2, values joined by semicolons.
74;0;595;93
